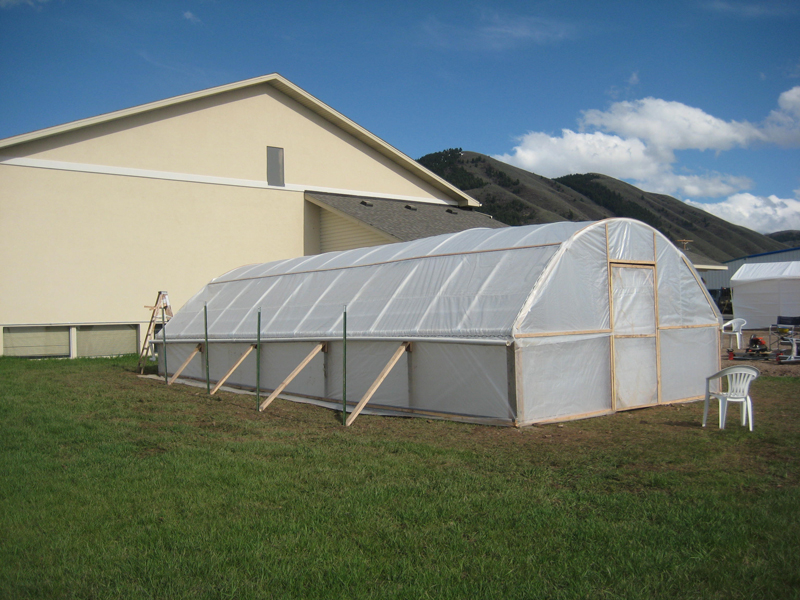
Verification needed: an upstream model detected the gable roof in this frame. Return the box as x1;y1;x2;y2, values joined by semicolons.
0;73;479;207
731;260;800;283
306;192;506;241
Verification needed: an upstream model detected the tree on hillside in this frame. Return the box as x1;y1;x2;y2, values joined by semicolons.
555;174;667;237
417;149;487;191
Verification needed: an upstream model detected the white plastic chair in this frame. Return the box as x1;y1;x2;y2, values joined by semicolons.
702;366;759;431
721;318;746;349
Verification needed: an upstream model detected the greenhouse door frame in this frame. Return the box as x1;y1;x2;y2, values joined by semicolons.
608;260;661;412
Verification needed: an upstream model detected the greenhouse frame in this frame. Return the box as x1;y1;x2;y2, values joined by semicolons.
156;218;722;426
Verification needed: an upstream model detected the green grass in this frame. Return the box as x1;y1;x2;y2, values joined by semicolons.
1;355;799;599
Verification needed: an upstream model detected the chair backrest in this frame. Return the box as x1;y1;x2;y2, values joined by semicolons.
776;316;800;326
728;318;746;332
719;365;759;396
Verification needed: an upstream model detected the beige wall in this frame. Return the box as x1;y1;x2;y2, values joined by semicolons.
319;208;396;252
0;165;305;326
7;84;452;202
303;201;321;256
0;81;466;356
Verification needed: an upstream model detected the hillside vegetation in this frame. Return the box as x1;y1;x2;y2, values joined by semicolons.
418;149;789;263
767;230;800;246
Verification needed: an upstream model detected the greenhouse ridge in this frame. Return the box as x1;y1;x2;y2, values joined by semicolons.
212;241;564;286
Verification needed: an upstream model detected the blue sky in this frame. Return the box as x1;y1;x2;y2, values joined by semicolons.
1;0;799;233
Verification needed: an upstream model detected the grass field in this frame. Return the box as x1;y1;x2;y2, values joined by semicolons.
1;355;798;599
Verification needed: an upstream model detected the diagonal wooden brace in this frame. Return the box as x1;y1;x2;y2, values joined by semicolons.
211;344;256;395
346;342;410;427
168;344;202;385
259;342;326;411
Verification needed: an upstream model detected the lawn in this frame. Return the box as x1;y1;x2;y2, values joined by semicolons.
1;355;798;599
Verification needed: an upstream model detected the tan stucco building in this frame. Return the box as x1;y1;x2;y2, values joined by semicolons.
0;74;499;357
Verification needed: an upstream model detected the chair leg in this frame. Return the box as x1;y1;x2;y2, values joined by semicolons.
747;398;754;432
719;399;727;430
741;402;747;427
702;394;710;427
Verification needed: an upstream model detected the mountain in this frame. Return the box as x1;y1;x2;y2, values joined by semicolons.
766;231;800;246
418;149;788;263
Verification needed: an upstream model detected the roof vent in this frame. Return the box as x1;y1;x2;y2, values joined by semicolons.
446;208;458;215
404;204;418;211
360;200;373;207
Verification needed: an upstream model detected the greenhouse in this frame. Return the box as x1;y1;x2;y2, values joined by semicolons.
156;218;722;426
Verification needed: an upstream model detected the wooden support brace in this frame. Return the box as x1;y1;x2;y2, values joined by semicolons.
168;344;202;385
259;342;326;412
211;344;256;396
346;342;410;427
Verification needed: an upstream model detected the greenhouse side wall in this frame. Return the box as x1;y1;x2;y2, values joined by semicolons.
156;339;514;424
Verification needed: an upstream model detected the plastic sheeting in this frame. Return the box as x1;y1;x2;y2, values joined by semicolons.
517;333;612;424
659;327;720;402
607;219;655;262
655;236;718;327
159;218;721;425
731;261;800;328
516;224;610;334
161;340;511;421
165;223;582;343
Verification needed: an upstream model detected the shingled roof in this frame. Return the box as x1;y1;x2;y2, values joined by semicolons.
306;192;507;242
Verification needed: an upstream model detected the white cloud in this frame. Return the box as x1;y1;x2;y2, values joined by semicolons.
687;193;800;233
581;97;763;155
648;172;753;198
495;128;752;198
495;129;659;180
0;0;48;8
421;12;574;51
777;86;800;117
496;85;800;222
762;86;800;145
704;1;799;18
628;72;640;86
183;11;201;24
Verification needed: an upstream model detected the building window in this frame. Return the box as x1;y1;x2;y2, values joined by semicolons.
267;146;285;187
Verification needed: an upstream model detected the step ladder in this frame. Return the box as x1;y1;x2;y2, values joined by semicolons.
137;291;173;373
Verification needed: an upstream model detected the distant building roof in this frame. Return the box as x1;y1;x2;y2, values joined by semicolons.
684;249;727;271
306;192;507;241
723;245;800;263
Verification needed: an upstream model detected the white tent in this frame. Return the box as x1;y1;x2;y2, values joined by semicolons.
156;218;721;426
731;261;800;329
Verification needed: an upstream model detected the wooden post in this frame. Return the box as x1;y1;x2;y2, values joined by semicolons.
346;342;410;427
161;306;168;385
204;303;210;395
259;342;326;412
256;308;262;410
168;344;202;385
211;344;256;396
342;305;347;426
